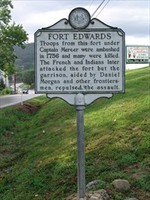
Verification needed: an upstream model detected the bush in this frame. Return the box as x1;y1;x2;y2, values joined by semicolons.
1;87;13;95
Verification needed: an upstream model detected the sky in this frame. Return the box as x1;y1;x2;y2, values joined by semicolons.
11;0;150;45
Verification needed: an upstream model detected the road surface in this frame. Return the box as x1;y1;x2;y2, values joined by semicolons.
0;90;43;108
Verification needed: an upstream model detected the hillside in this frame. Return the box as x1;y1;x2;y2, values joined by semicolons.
14;43;34;69
0;67;150;200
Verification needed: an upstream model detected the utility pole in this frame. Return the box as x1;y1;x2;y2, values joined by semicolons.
14;74;16;94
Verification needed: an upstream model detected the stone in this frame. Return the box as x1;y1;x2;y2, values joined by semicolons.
112;179;130;191
88;189;110;200
124;198;138;200
86;180;105;190
89;195;99;200
98;189;110;200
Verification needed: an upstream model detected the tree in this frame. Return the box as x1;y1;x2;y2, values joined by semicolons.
0;0;28;75
22;69;34;86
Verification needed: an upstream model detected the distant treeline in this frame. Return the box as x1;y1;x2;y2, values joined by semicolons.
14;43;34;69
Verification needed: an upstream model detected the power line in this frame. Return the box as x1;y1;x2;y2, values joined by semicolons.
91;0;106;18
87;0;95;10
95;0;110;18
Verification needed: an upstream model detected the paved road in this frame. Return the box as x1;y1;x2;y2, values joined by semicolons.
0;91;43;108
126;64;148;70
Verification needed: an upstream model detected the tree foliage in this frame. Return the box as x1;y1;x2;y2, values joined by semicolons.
22;69;34;86
0;0;28;75
14;43;34;69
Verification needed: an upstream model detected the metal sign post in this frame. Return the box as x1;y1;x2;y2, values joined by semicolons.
75;93;86;199
77;105;85;198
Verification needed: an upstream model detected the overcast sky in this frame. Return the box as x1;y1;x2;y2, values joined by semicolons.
11;0;149;45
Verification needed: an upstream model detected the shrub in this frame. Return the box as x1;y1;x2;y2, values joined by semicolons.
1;87;13;95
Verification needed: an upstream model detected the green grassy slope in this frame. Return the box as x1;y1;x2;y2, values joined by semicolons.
0;67;150;200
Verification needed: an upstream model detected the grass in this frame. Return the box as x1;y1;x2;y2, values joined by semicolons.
0;67;150;200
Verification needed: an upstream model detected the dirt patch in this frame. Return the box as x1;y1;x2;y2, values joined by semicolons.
17;103;41;114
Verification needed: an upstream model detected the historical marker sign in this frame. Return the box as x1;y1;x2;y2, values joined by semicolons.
35;9;125;95
34;7;125;199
